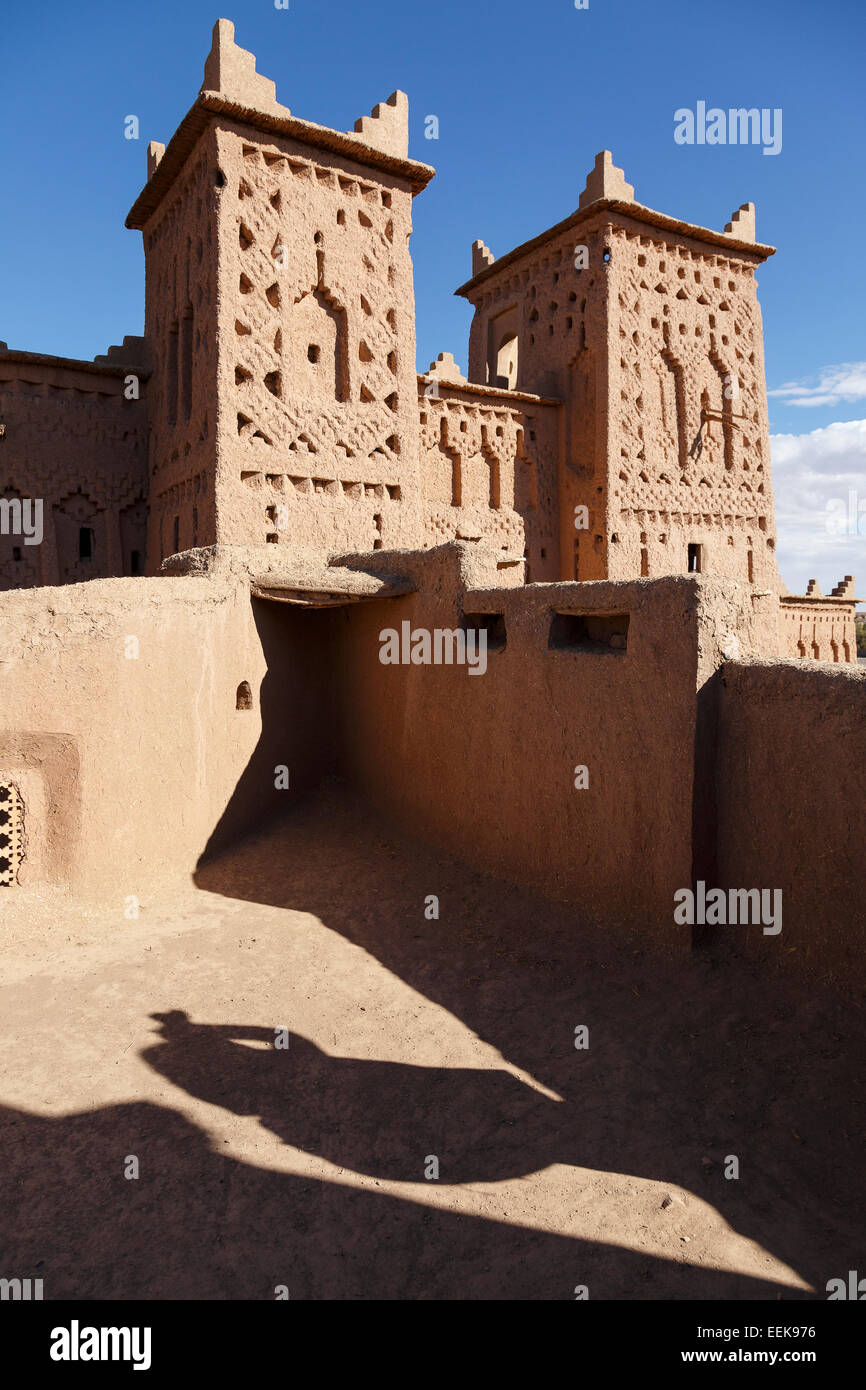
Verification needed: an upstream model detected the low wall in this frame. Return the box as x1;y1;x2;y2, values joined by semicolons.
717;659;866;989
4;545;861;988
0;575;335;900
332;546;711;934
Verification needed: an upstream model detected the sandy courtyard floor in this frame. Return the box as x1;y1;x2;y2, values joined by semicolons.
0;781;863;1300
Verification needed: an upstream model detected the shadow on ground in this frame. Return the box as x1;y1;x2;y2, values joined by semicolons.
2;782;862;1299
191;781;862;1297
0;1096;817;1300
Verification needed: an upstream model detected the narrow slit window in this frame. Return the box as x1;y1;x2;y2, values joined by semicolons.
181;308;194;421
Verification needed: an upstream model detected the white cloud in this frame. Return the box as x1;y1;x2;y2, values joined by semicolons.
770;418;866;595
768;362;866;408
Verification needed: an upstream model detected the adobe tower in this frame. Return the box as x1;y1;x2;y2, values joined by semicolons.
457;153;781;588
126;19;435;570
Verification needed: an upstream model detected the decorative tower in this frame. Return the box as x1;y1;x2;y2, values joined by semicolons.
456;152;781;589
126;19;434;570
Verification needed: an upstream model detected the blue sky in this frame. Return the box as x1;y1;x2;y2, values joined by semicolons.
1;0;863;590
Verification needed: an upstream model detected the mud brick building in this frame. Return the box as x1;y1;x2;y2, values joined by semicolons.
0;20;863;987
0;19;856;658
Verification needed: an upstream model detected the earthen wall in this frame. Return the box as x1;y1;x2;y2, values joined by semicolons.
717;659;866;989
0;353;148;589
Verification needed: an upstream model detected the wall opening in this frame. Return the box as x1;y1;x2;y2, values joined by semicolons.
236;681;253;711
687;543;702;574
120;497;148;578
548;611;629;654
494;333;519;390
78;526;94;560
487;305;519;389
461;612;507;652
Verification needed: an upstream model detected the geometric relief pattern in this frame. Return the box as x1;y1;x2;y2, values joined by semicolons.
0;782;24;887
611;225;769;520
418;395;539;554
230;139;404;475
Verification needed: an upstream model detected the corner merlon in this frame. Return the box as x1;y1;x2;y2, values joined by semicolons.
578;151;635;209
472;240;495;276
425;352;466;384
200;17;290;116
147;142;165;181
352;90;409;160
724;202;756;241
831;575;856;599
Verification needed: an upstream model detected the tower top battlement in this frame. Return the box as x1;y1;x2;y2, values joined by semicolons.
127;18;434;232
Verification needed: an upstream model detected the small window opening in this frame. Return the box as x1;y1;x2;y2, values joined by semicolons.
308;344;320;363
130;550;141;575
462;612;507;652
549;611;629;654
236;681;253;711
687;543;702;573
79;526;94;560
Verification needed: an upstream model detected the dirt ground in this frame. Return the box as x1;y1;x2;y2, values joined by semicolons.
1;780;863;1300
